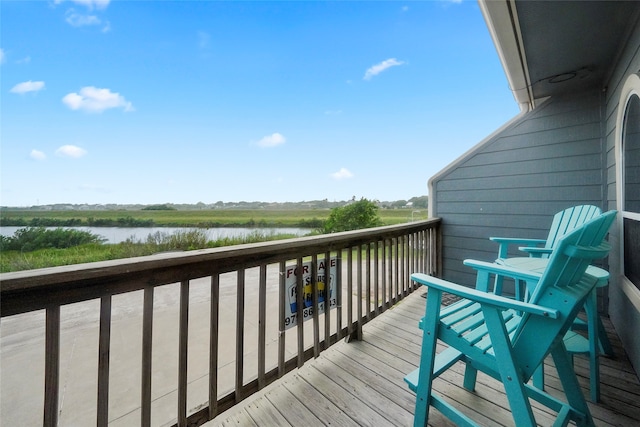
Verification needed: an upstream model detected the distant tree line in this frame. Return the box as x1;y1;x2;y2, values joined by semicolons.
0;216;155;227
0;195;428;211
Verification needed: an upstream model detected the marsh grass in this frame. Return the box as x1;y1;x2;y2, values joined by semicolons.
0;229;301;272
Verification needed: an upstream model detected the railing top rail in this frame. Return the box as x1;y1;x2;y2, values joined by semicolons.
1;219;440;317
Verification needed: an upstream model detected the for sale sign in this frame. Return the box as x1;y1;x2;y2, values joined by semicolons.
282;257;337;329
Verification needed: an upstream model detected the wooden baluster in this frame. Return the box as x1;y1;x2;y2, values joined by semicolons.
312;254;320;358
374;241;380;317
44;306;60;427
278;261;286;377
394;237;400;303
347;249;353;339
258;265;267;388
382;240;387;310
335;253;343;341
141;286;153;427
209;273;220;419
97;296;111;427
404;235;409;297
178;280;189;426
366;243;371;321
324;251;332;350
357;246;363;341
295;258;304;368
235;270;245;401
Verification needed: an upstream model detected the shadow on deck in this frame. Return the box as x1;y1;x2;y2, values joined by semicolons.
207;291;640;427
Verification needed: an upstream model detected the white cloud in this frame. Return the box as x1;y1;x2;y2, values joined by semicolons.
62;86;134;113
330;168;354;180
363;58;405;80
10;80;45;94
55;0;111;11
56;145;87;158
0;48;5;64
65;9;101;27
30;150;46;161
256;133;286;148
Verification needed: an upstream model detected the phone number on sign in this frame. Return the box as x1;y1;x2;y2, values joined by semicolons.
283;298;338;329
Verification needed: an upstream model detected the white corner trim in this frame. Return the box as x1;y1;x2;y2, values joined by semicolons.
478;0;533;109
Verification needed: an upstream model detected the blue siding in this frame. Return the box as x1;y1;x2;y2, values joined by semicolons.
430;90;605;288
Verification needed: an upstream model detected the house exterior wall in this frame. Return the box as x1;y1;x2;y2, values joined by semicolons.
429;90;606;288
604;20;640;376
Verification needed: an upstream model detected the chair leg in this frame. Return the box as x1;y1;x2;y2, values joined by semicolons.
532;362;544;391
463;364;478;392
584;291;600;402
550;345;596;427
414;289;443;427
597;315;614;356
482;307;536;427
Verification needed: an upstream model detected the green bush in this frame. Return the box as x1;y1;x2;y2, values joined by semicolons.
321;198;382;233
0;227;106;252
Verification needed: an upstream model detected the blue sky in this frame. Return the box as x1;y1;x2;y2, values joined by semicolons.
1;0;519;206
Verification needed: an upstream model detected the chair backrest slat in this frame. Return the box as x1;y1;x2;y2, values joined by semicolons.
544;205;602;252
514;210;616;378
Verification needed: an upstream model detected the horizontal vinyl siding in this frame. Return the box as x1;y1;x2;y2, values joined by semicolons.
604;16;640;376
431;90;605;288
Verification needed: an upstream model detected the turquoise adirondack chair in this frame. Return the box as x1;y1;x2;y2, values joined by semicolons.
490;204;612;402
404;210;616;427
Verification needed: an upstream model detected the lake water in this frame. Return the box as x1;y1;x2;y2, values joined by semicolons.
0;226;313;244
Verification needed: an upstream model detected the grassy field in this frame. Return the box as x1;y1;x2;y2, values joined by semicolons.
0;208;426;228
0;209;429;272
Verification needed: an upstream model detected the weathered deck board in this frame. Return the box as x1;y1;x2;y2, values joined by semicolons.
206;291;640;427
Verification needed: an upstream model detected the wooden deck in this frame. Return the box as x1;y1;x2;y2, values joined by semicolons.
206;290;640;427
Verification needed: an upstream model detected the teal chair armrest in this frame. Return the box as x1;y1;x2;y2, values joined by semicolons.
489;237;547;258
519;246;553;257
411;272;558;318
463;258;542;293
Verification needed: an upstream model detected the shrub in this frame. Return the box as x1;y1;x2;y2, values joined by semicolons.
321;198;382;233
0;227;106;252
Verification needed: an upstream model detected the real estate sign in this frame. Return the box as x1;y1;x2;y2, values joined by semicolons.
283;257;337;329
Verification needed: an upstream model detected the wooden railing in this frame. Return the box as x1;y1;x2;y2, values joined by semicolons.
1;219;441;427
